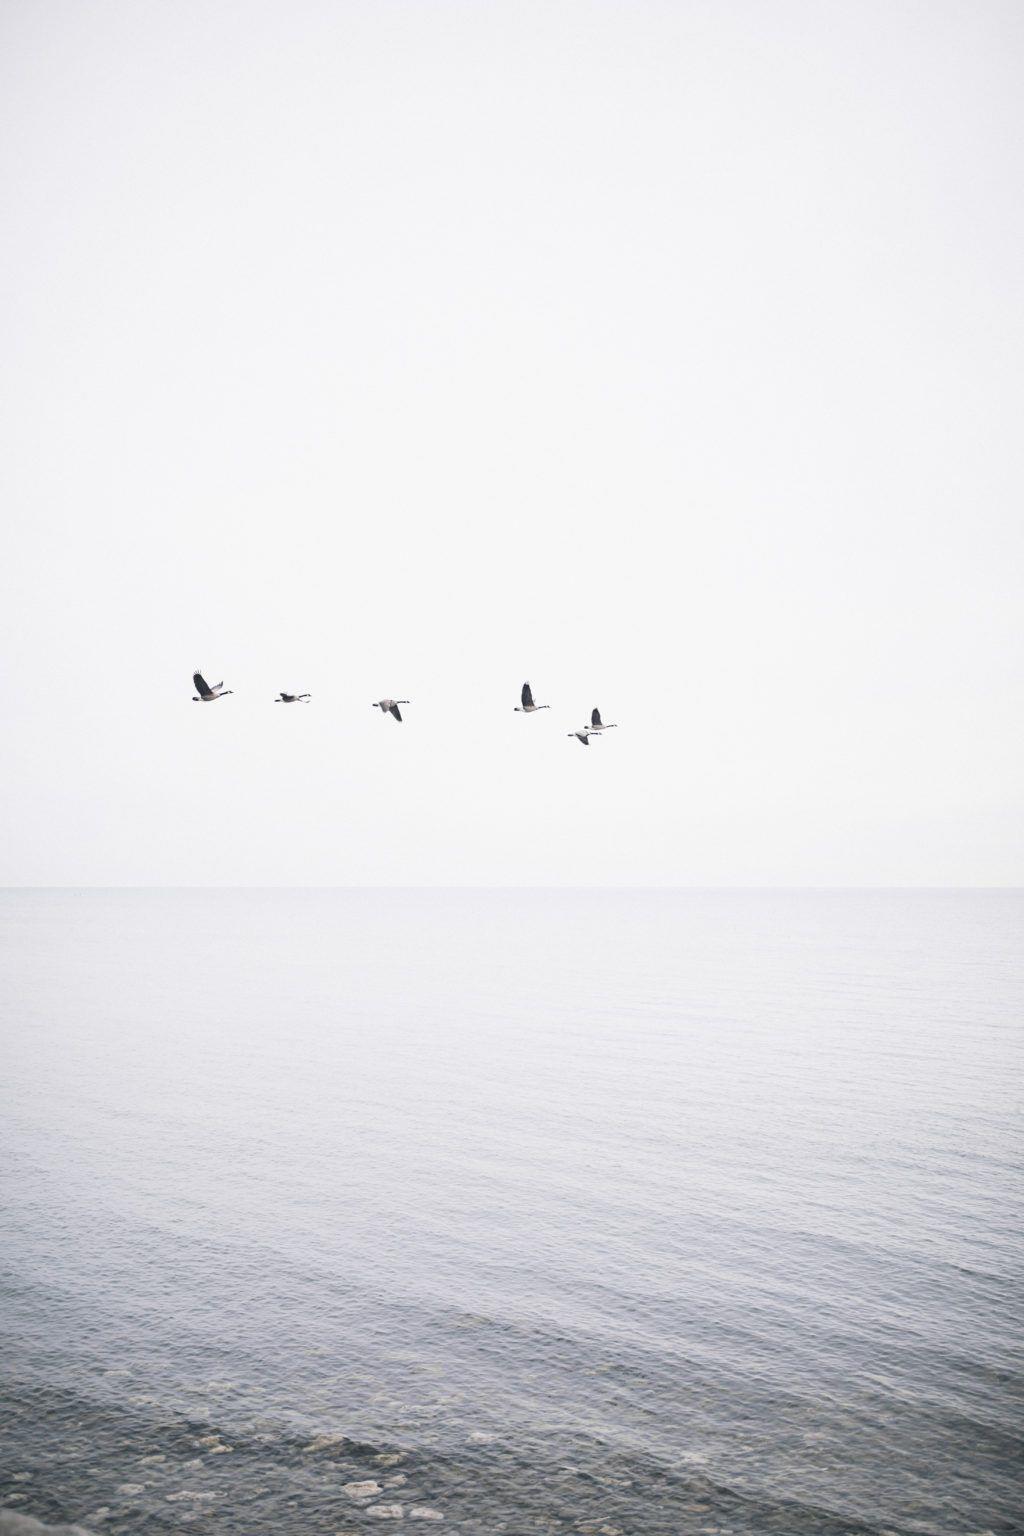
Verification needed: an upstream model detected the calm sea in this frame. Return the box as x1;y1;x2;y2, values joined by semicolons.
0;889;1021;1536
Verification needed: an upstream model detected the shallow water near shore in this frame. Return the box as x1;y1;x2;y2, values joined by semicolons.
1;888;1021;1535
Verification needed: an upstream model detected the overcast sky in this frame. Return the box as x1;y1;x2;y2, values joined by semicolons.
1;0;1021;886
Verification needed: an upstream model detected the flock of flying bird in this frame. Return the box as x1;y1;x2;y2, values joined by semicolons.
192;674;618;745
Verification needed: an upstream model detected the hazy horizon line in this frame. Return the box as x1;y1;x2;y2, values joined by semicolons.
2;884;1022;895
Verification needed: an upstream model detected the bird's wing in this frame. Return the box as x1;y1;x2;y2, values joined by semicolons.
521;681;533;708
390;704;403;721
591;708;602;728
193;672;210;695
580;732;590;745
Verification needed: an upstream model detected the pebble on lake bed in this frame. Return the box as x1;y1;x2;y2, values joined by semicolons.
342;1482;381;1502
368;1506;404;1520
384;1474;407;1488
0;1515;93;1536
467;1431;495;1444
305;1434;347;1453
115;1485;145;1496
409;1509;445;1522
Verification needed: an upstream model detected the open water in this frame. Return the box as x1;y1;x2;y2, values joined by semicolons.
0;889;1021;1535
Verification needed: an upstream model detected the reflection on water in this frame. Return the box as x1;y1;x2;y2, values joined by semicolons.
1;890;1021;1534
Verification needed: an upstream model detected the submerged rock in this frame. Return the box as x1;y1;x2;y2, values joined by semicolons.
368;1507;404;1520
467;1430;495;1444
305;1434;347;1454
0;1515;93;1536
342;1482;382;1502
409;1509;445;1522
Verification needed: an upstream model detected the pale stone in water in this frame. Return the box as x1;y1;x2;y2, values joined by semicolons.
368;1506;404;1520
305;1434;347;1453
384;1474;407;1488
342;1481;382;1502
0;1517;92;1536
468;1430;495;1444
116;1485;145;1496
409;1509;445;1522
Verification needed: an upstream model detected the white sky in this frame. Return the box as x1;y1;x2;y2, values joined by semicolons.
1;0;1021;886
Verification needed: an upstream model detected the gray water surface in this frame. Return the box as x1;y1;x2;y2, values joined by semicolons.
1;889;1021;1534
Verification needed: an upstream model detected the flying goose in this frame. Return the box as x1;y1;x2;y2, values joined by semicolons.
515;681;550;714
373;698;409;722
568;729;594;746
192;672;233;701
589;707;617;732
275;692;311;703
